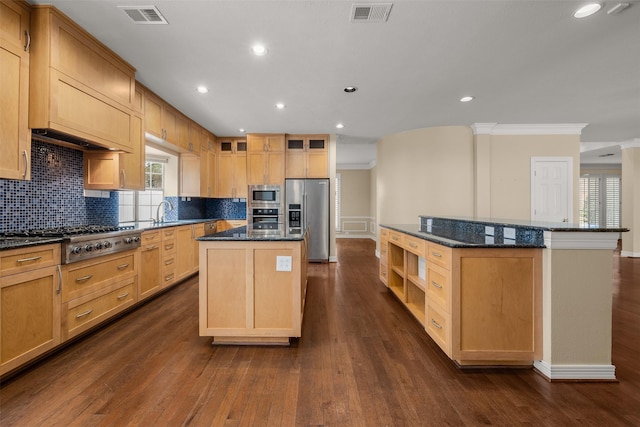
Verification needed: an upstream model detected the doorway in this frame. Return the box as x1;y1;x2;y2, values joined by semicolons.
530;157;573;222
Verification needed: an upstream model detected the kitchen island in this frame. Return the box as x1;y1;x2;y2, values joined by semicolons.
197;227;308;345
381;216;628;381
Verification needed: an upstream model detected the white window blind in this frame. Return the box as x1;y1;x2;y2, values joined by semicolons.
579;174;621;228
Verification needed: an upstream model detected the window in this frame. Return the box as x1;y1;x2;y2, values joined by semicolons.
118;160;166;223
335;173;341;232
579;174;621;228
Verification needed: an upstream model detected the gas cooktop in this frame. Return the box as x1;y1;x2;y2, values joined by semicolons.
1;225;134;238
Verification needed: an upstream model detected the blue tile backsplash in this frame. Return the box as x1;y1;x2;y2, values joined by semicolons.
1;140;245;233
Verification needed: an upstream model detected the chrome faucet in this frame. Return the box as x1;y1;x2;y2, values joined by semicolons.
155;200;174;223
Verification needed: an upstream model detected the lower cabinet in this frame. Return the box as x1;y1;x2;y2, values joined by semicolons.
139;230;162;300
0;244;61;376
215;219;247;232
380;227;542;365
161;227;177;287
61;249;138;340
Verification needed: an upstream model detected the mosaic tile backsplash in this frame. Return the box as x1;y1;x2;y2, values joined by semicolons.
0;140;244;233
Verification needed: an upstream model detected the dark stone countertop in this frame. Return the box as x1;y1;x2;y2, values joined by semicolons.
197;226;306;242
0;237;64;251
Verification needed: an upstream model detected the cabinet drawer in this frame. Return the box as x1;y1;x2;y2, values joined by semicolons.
162;228;176;239
162;254;176;271
388;231;403;246
403;235;426;257
65;279;135;338
426;243;451;269
162;269;176;287
380;228;389;242
426;263;451;311
162;238;176;255
379;262;388;285
426;302;451;357
1;244;60;277
141;230;161;245
63;252;136;301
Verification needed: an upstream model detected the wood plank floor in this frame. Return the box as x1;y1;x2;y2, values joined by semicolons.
1;239;639;426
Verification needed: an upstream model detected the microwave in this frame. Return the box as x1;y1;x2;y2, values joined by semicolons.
248;184;282;208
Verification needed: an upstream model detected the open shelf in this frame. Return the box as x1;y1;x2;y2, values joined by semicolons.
406;280;425;326
389;269;404;300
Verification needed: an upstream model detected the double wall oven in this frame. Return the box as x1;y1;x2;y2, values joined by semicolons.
247;185;283;234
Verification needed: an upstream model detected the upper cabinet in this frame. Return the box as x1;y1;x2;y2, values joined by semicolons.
247;134;285;186
0;0;31;180
285;134;328;178
28;5;137;152
84;86;145;190
216;137;247;198
143;87;195;154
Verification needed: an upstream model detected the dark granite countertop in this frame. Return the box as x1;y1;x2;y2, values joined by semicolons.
197;226;306;242
381;224;545;248
0;237;64;251
421;215;629;233
120;218;245;232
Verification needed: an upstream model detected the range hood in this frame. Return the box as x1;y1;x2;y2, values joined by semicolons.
31;129;114;151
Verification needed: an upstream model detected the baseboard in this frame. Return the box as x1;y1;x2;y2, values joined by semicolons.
336;234;376;240
375;249;380;258
533;360;617;382
329;256;337;263
621;250;640;258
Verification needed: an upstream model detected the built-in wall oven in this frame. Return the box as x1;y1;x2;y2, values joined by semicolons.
247;185;283;234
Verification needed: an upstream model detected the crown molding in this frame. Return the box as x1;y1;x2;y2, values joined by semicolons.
471;123;588;136
620;138;640;150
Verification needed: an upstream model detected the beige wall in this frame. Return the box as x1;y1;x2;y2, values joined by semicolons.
336;169;375;238
487;134;581;220
621;145;640;256
376;126;475;227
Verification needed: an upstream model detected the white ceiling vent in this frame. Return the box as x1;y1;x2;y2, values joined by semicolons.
119;6;168;24
350;3;393;23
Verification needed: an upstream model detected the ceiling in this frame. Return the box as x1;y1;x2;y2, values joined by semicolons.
29;0;640;168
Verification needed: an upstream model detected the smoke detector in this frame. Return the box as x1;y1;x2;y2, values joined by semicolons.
350;3;393;23
119;6;168;24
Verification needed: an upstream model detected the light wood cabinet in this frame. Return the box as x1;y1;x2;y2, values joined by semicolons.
215;220;247;232
0;244;61;376
61;249;138;340
216;137;247;198
198;133;216;198
380;227;542;365
247;134;285;186
29;5;136;152
143;89;193;153
175;225;194;282
161;227;177;287
179;132;216;198
285;135;328;178
178;153;201;197
0;0;31;180
139;230;162;300
199;235;308;344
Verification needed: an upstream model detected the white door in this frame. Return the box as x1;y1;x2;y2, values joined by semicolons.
531;157;572;223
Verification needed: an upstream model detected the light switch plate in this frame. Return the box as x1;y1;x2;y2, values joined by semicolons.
276;256;292;272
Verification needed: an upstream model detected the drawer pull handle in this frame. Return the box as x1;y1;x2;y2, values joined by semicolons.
165;231;174;236
165;274;174;281
431;319;443;329
392;236;399;241
117;263;129;270
431;281;442;289
117;292;129;300
76;275;93;282
76;309;93;319
17;255;42;263
165;259;174;265
431;252;442;258
165;244;174;250
408;243;418;249
146;245;157;250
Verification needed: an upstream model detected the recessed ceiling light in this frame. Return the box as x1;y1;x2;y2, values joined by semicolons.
239;128;245;133
252;44;268;56
336;123;345;129
344;86;358;93
573;3;602;18
460;96;474;102
196;86;208;94
275;103;286;109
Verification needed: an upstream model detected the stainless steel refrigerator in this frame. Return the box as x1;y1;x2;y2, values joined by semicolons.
285;178;329;262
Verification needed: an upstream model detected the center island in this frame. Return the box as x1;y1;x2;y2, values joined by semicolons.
197;226;309;345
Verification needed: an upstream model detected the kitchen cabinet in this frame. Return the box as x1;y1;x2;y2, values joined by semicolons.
175;223;205;282
178;153;202;197
139;230;162;300
0;0;31;180
143;88;191;153
199;133;217;198
161;227;177;287
247;134;285;186
29;5;136;152
179;131;216;198
285;134;329;178
217;137;247;198
61;249;138;340
380;227;541;365
198;234;308;344
215;220;247;232
0;243;61;376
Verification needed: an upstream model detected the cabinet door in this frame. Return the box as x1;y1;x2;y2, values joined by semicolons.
192;223;205;273
179;154;201;197
306;151;328;178
119;109;144;190
217;153;235;198
144;92;163;139
139;243;161;300
84;152;120;190
265;152;285;185
286;151;305;178
247;151;266;185
175;225;194;281
266;134;285;152
0;0;30;180
1;266;61;375
234;153;248;198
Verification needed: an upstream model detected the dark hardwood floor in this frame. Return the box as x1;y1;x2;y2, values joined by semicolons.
1;239;639;426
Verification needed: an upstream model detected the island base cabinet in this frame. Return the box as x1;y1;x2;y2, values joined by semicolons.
199;239;306;344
